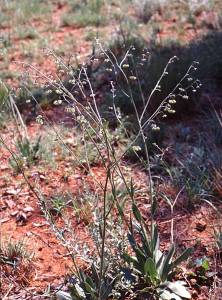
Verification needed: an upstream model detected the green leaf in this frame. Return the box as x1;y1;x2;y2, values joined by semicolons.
116;202;124;218
84;281;94;294
123;252;138;264
160;244;175;282
101;275;119;299
91;263;99;287
172;248;193;269
85;276;95;290
56;291;73;300
156;250;165;271
151;196;157;216
167;281;191;299
74;284;86;299
132;202;142;222
159;289;181;300
144;258;158;284
152;223;159;253
128;232;137;250
130;178;135;199
201;258;209;271
134;246;146;261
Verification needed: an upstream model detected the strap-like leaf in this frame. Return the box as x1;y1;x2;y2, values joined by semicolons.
116;201;124;218
156;250;165;272
130;178;135;199
172;248;193;269
91;263;99;287
132;202;142;222
144;258;158;284
151;196;157;216
56;291;73;300
160;244;175;282
167;281;191;299
152;224;159;253
123;252;138;264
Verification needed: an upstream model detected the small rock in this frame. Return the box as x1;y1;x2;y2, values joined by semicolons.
32;222;47;227
196;221;207;232
23;206;34;213
0;165;9;171
11;210;19;216
190;278;197;285
39;174;46;181
4;188;19;195
0;217;10;223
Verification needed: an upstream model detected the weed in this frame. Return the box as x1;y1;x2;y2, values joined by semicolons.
49;195;68;216
132;0;166;23
16;28;39;40
1;38;202;300
72;188;96;224
0;34;11;49
0;237;34;294
62;0;106;28
187;0;212;15
0;238;32;267
3;0;52;24
65;263;119;300
0;84;9;127
212;168;222;198
9;136;42;173
214;226;222;250
122;202;192;299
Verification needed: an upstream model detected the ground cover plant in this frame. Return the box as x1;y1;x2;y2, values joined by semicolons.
0;1;222;300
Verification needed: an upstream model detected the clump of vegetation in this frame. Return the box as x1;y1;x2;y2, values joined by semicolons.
122;202;192;299
0;84;9;127
24;41;200;300
62;0;106;28
0;237;34;292
1;1;222;299
132;0;166;23
9;135;42;173
0;238;32;267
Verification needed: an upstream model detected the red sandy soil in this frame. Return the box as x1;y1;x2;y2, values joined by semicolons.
0;115;222;299
2;2;116;88
2;2;220;88
1;2;222;299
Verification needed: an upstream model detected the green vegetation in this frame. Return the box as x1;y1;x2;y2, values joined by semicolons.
0;0;222;299
62;0;106;27
9;136;42;173
0;238;32;267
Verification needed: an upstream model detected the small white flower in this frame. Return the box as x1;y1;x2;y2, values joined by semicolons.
55;89;63;95
36;115;44;124
53;99;62;105
169;99;176;104
151;124;160;131
129;76;137;81
168;109;176;114
132;145;141;152
69;79;76;84
179;87;185;92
